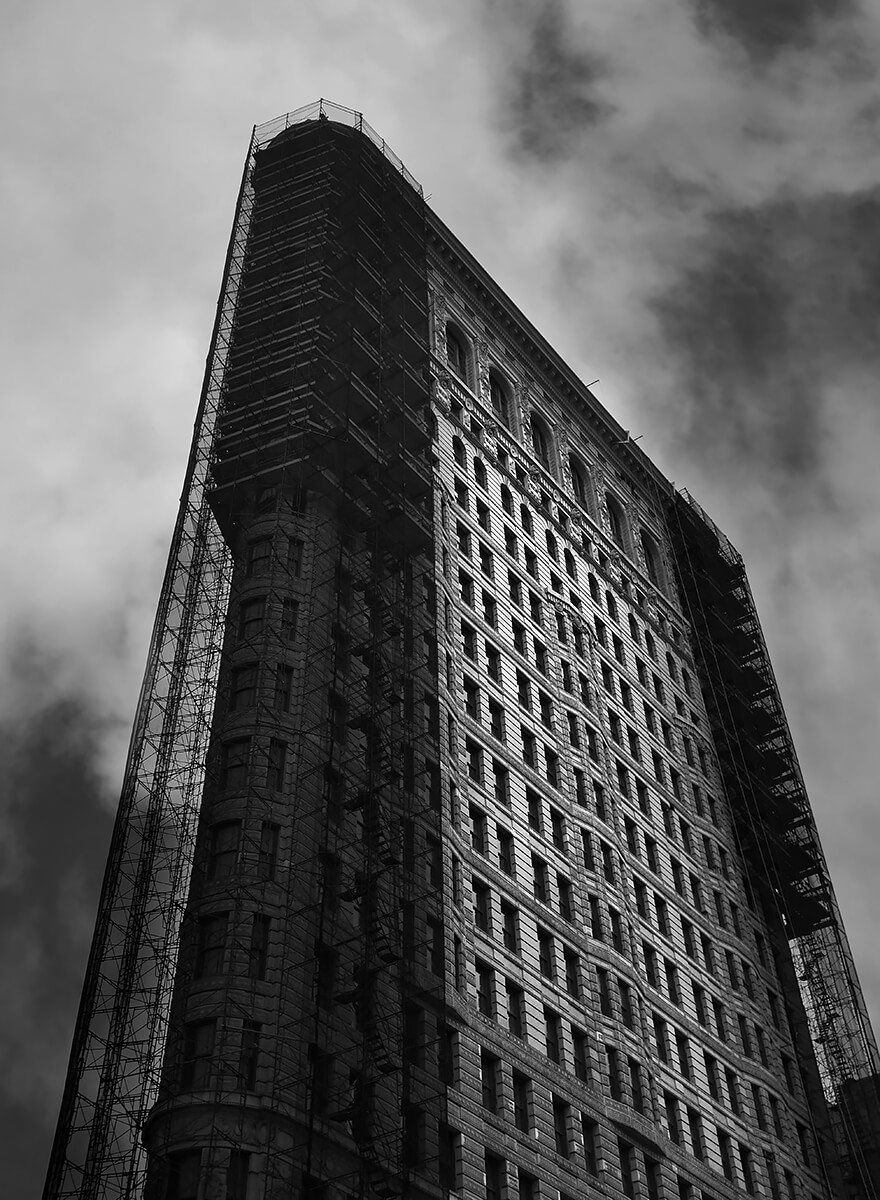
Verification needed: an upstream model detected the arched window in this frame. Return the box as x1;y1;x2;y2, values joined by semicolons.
546;531;559;561
489;371;510;427
446;324;468;382
641;530;663;587
606;493;627;550
569;455;589;507
452;436;466;467
530;411;553;471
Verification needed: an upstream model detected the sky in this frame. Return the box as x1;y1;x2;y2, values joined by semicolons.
3;1;880;1194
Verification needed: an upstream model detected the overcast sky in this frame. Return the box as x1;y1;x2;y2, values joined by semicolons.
3;2;880;1194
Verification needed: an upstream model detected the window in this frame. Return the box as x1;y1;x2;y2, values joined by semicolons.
267;738;286;791
654;1013;669;1062
501;900;519;952
485;1153;505;1200
239;1020;260;1091
676;1030;692;1080
598;967;613;1016
665;1092;682;1143
545;1006;562;1062
489;371;510;426
473;879;491;932
553;1097;571;1157
208;820;240;879
281;596;299;642
467;739;484;784
230;663;258;710
476;960;495;1017
572;1025;590;1082
619;980;634;1029
493;760;510;806
195;913;227;977
641;530;663;586
512;1070;531;1131
462;621;477;660
181;1019;215;1089
629;1058;645;1112
249;913;270;979
470;805;488;854
719;1130;735;1182
507;980;525;1036
538;928;555;978
564;947;580;997
530;411;553;469
521;727;537;769
687;1107;704;1159
480;1049;499;1112
238;595;266;640
464;677;480;719
606;493;626;549
582;1117;599;1175
274;663;293;712
558;874;574;922
166;1150;201;1200
607;1045;622;1100
570;454;589;505
485;641;501;681
220;737;250;791
498;827;515;876
532;854;549;902
446;324;468;380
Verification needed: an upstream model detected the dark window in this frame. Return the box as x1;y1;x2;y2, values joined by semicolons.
239;1020;260;1091
181;1019;215;1089
489;372;509;426
220;737;250;791
266;738;286;791
249;914;270;980
208;820;240;879
195;913;227;977
274;663;293;712
446;325;468;380
230;663;258;710
238;596;266;640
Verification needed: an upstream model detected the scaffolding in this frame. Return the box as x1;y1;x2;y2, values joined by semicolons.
44;100;452;1200
669;489;880;1199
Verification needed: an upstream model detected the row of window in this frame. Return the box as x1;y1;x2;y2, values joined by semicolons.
445;349;666;586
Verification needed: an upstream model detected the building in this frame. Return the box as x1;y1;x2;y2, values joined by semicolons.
44;99;880;1200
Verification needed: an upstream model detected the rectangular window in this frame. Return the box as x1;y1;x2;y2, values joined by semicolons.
501;900;519;952
249;914;270;980
564;947;580;998
572;1025;589;1083
266;739;287;791
476;960;495;1018
582;1117;599;1175
258;821;279;880
545;1006;562;1063
497;827;514;876
181;1019;215;1089
239;1020;260;1091
470;805;488;854
557;874;573;922
220;738;250;791
230;663;258;710
467;738;484;784
238;596;266;640
512;1070;531;1132
507;980;525;1037
208;820;241;879
607;1045;622;1100
553;1096;571;1157
473;879;491;933
538;926;555;979
195;913;228;977
281;597;298;642
521;726;537;769
273;663;293;712
480;1049;499;1112
492;760;509;806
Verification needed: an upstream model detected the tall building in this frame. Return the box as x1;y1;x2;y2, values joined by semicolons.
45;100;880;1200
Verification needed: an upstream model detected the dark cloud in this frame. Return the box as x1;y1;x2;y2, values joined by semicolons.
492;0;612;163
652;190;880;489
692;0;854;60
0;695;113;1196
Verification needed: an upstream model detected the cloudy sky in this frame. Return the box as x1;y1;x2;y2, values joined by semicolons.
3;1;880;1193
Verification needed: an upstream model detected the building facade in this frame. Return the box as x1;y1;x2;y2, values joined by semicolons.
45;101;880;1200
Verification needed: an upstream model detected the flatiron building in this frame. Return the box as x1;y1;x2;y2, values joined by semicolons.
45;100;880;1200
